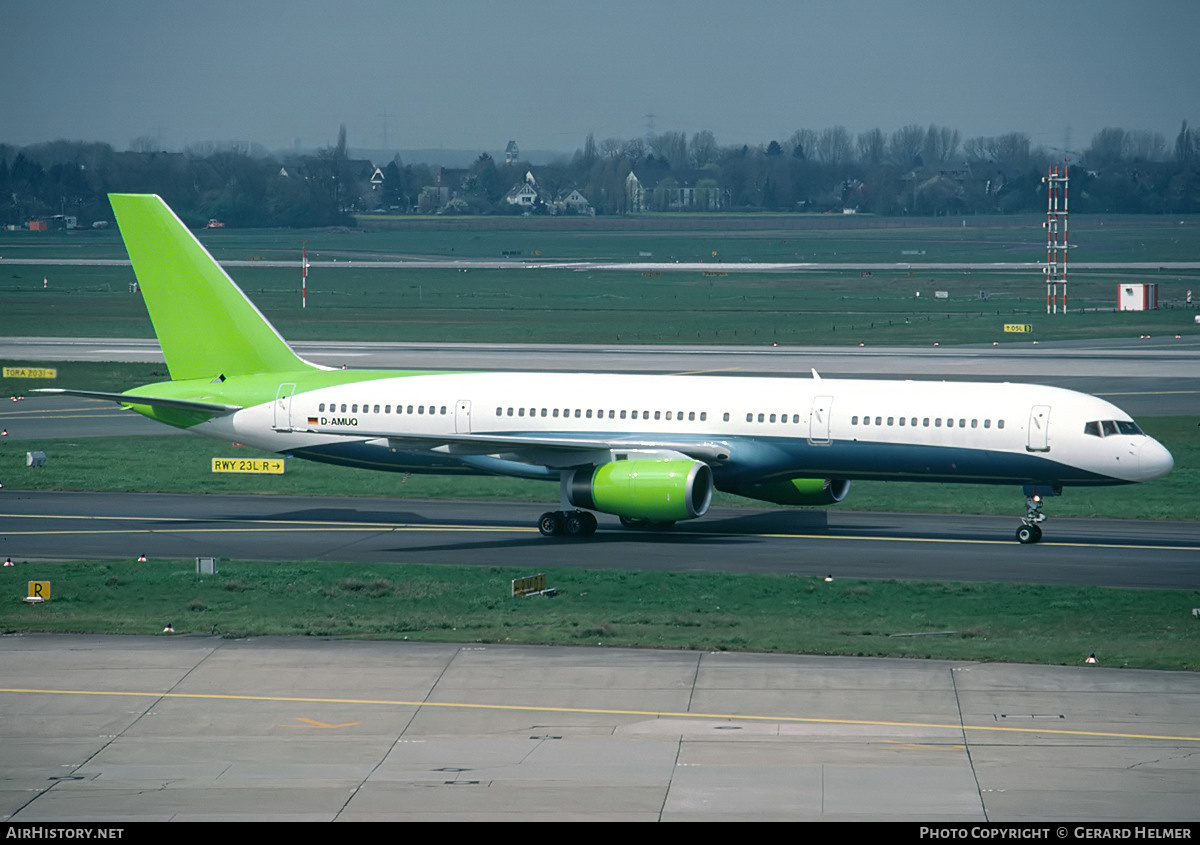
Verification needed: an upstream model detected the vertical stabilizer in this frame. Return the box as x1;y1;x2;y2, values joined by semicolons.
109;193;316;380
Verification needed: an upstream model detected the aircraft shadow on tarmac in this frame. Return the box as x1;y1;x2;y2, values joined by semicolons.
383;510;827;555
216;507;438;525
212;506;835;537
383;530;752;556
198;506;984;550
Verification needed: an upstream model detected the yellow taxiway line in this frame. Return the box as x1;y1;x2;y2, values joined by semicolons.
2;685;1197;744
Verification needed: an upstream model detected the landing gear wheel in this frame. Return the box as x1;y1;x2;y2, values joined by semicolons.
1016;524;1042;544
539;510;597;538
564;512;589;537
538;511;564;537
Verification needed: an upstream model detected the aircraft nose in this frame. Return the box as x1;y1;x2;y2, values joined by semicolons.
1138;438;1174;480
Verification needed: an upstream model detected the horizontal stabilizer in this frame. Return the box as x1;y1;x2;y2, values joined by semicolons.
34;388;242;414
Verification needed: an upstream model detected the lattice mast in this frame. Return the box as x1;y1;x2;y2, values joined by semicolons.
1043;165;1069;314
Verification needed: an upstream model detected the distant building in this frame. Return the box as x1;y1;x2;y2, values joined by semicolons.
505;182;538;207
551;189;594;216
505;140;519;165
1118;283;1158;311
625;170;721;212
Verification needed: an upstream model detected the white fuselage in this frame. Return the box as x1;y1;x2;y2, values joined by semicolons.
191;371;1173;488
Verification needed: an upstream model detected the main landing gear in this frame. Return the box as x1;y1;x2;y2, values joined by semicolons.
538;510;598;538
1016;493;1047;544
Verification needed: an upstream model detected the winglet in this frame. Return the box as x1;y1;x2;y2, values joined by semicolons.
109;194;318;381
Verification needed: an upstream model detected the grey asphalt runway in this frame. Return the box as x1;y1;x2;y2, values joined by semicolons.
7;334;1200;378
2;491;1198;589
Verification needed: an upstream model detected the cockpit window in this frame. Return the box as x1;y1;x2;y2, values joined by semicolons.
1085;419;1144;437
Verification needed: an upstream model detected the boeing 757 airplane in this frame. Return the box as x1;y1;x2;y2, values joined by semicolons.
40;194;1174;544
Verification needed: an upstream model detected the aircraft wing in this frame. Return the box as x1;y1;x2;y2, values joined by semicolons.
307;423;731;467
34;388;242;415
395;431;731;465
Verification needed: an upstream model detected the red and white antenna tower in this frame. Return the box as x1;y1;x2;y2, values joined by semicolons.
1043;164;1069;314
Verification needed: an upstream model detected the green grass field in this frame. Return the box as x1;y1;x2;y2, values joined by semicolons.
3;214;1198;345
3;560;1197;671
8;211;1191;262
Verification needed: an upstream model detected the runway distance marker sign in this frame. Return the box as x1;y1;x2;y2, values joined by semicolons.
4;367;57;378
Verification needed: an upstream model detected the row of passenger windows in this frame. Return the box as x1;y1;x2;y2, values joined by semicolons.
318;403;448;415
497;407;708;422
317;401;718;422
747;413;802;423
315;402;1009;431
851;415;1005;430
494;408;824;425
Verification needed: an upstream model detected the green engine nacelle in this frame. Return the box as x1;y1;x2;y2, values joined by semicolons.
734;477;851;506
566;459;714;522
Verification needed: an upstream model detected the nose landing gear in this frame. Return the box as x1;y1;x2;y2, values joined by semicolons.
1017;495;1045;544
1016;485;1059;544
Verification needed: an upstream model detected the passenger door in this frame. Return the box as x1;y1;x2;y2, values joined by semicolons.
1026;405;1051;452
808;395;833;445
273;383;296;432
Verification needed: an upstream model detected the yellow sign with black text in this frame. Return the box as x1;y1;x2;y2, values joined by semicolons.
1003;324;1033;333
4;367;57;378
211;458;285;474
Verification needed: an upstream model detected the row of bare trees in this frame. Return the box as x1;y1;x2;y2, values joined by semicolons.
551;122;1199;215
2;121;1198;226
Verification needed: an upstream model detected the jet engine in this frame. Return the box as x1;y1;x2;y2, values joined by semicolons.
566;459;713;523
732;477;851;506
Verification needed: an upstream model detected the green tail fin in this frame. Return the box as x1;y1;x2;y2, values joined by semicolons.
109;193;316;381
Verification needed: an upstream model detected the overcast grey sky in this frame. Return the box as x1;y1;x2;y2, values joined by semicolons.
3;0;1197;157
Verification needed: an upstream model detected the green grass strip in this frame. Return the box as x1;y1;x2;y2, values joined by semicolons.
3;559;1197;671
